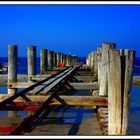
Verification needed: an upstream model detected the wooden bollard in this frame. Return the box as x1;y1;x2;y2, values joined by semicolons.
8;45;17;94
62;54;65;64
48;51;54;69
40;49;48;74
99;42;116;96
93;51;98;76
97;46;102;84
54;52;57;67
27;46;36;81
64;54;67;65
108;49;135;135
89;53;92;69
8;45;18;117
91;51;94;72
69;55;72;66
67;55;71;66
56;52;60;67
60;53;63;63
86;54;90;67
66;55;69;66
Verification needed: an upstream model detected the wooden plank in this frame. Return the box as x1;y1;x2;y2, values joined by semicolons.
7;82;99;89
69;82;99;89
0;95;108;106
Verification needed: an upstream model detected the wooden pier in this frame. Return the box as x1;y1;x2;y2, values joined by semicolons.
0;42;135;136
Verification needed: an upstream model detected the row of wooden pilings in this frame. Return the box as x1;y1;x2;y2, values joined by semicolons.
8;45;78;94
86;42;135;135
7;44;78;118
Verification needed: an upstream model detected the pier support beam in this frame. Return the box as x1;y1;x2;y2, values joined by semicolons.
97;46;102;84
48;51;54;69
8;45;18;117
53;52;57;67
8;45;18;95
60;53;63;63
56;53;61;67
27;46;36;81
93;51;98;76
99;42;116;96
108;49;135;135
40;49;48;74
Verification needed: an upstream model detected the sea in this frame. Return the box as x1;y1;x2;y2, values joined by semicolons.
0;57;140;135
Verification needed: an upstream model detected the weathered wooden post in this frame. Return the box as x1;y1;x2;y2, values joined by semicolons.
86;54;90;68
67;55;71;66
27;46;36;81
53;52;57;67
93;51;98;76
66;55;69;66
88;53;92;69
69;55;72;66
60;53;63;64
97;46;102;84
8;45;17;95
91;51;94;72
40;49;48;74
27;46;37;116
56;52;61;67
99;42;116;96
63;54;67;66
48;51;54;69
8;45;18;117
108;49;135;135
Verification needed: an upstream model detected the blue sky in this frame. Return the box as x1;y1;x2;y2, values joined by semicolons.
0;5;140;57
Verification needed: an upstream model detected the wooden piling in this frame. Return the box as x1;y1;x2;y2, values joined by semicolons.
64;54;67;65
8;45;18;117
97;46;102;84
48;51;54;69
53;52;57;67
121;50;135;135
86;54;90;68
93;51;98;76
91;51;94;72
40;49;48;74
99;42;116;96
60;53;63;63
108;49;135;135
8;45;17;95
56;53;61;67
68;55;71;66
27;46;36;81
